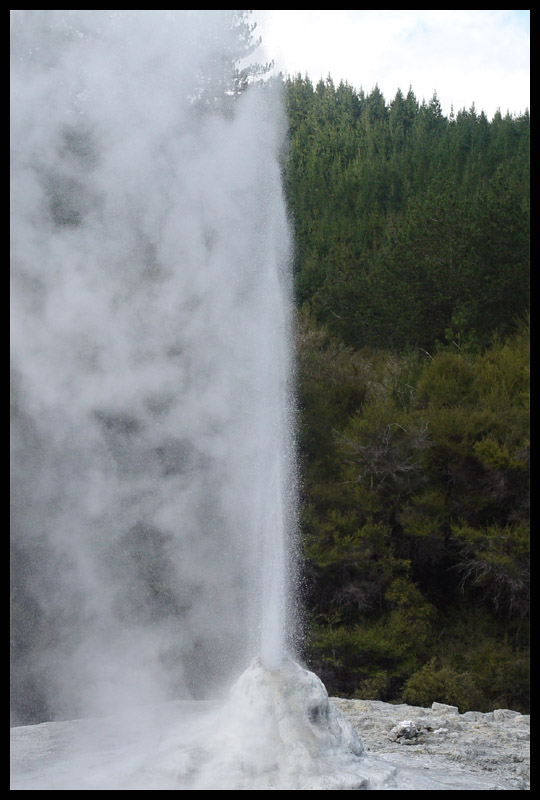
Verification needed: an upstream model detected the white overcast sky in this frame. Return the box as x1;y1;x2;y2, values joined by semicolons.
252;10;530;119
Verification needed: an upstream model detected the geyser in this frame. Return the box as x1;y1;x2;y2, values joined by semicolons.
10;9;295;723
12;10;394;791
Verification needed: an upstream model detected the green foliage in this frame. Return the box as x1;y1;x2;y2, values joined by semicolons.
337;398;430;506
286;75;529;712
452;522;529;617
192;10;273;113
417;352;476;407
402;658;485;712
402;603;530;713
297;314;529;710
283;77;529;353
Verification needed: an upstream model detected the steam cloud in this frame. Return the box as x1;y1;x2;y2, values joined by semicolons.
10;10;295;723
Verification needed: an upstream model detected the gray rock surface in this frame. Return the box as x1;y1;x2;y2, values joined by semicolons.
10;660;530;792
332;697;530;790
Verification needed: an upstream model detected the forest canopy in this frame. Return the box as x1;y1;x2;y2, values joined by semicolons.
282;75;529;712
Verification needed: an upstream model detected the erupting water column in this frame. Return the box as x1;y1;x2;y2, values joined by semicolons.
11;6;298;720
11;11;380;789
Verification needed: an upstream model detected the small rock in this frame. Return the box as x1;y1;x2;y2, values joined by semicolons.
431;702;459;715
387;720;420;743
462;710;494;722
493;708;522;722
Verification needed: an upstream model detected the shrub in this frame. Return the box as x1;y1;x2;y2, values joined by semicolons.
401;657;483;711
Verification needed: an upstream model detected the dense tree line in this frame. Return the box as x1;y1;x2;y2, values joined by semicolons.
283;77;529;711
284;76;529;353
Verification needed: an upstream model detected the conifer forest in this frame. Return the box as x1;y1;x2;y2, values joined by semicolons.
284;76;529;713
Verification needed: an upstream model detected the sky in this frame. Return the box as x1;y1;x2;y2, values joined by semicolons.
253;10;530;120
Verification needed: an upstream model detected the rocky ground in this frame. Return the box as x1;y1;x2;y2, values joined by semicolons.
331;697;530;790
10;683;530;790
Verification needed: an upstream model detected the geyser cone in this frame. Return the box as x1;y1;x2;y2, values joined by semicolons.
150;657;383;790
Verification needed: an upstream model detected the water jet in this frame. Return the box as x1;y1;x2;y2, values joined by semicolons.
11;8;296;716
10;9;379;790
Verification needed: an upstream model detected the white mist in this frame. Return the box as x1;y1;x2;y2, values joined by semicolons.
11;9;295;720
11;10;388;791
